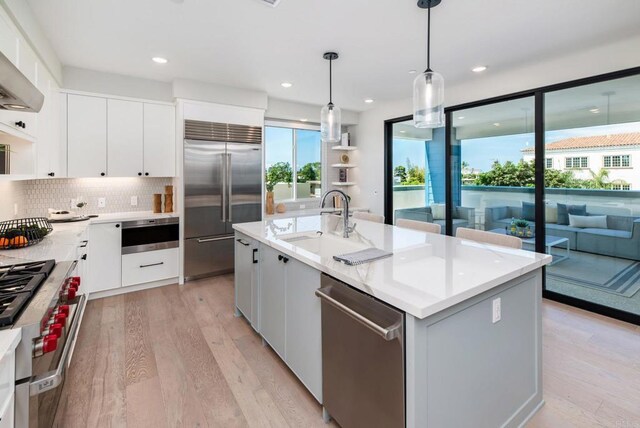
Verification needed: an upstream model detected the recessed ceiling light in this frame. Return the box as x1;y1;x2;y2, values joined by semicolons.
589;108;600;113
493;122;501;127
408;70;417;74
152;57;168;64
472;66;487;73
399;130;406;133
300;118;308;122
364;99;374;103
281;82;293;88
6;104;27;109
457;116;465;120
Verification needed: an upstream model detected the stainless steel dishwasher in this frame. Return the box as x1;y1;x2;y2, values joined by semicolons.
316;274;405;428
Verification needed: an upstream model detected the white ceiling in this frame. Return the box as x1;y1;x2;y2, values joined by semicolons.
26;0;640;111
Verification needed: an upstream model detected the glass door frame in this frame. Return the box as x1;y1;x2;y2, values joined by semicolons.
442;66;640;326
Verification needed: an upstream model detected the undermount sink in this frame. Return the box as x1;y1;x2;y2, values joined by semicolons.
278;231;369;257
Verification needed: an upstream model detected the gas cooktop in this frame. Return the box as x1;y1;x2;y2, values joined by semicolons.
0;260;55;327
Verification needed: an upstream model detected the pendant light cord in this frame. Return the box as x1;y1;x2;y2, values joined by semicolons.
426;1;431;72
329;58;333;104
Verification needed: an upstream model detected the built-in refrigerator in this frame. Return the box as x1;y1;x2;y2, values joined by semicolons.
183;120;262;280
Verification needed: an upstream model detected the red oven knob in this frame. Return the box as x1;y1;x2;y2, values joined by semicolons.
43;335;58;353
56;305;70;316
54;313;67;326
43;323;62;338
66;288;76;300
71;276;81;286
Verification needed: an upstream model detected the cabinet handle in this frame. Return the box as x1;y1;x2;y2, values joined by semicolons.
48;172;55;177
283;257;289;263
145;172;149;176
252;248;258;264
138;172;142;176
140;262;164;268
15;121;25;129
100;172;106;176
115;224;120;228
236;239;250;246
79;240;88;248
81;254;87;260
278;255;283;261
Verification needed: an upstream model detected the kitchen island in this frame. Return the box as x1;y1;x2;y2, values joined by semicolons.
233;214;551;428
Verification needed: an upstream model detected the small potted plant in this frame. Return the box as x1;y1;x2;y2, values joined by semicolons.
514;219;529;237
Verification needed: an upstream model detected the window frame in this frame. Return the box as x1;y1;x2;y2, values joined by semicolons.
603;154;631;168
545;158;553;169
565;156;588;169
264;120;324;203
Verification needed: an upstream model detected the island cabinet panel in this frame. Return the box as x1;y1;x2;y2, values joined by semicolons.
405;271;542;428
285;260;322;402
234;232;259;329
258;244;286;359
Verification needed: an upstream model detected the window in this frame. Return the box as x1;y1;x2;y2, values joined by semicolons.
610;183;631;190
265;125;322;201
565;156;588;169
603;154;630;168
545;158;553;169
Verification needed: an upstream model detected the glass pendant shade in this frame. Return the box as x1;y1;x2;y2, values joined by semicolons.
413;70;445;128
320;102;341;143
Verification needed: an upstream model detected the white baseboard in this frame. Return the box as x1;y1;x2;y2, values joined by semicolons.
87;277;178;300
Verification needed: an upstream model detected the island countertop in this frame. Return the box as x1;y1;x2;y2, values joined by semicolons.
233;215;552;319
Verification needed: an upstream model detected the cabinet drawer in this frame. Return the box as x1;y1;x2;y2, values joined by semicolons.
122;248;178;287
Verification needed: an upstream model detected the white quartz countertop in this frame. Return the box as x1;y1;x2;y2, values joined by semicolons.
0;211;179;264
233;215;552;319
265;206;369;219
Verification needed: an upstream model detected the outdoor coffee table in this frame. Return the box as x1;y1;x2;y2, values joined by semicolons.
489;229;570;265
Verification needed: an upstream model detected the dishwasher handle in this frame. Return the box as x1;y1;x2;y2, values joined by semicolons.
315;287;402;341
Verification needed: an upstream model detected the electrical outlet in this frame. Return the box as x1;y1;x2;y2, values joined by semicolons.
299;204;306;209
131;196;138;206
97;197;106;208
492;298;501;323
70;198;77;209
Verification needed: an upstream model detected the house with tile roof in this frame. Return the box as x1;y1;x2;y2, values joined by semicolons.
522;132;640;189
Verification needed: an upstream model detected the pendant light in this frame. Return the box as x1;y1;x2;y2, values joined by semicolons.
321;52;341;143
413;0;444;128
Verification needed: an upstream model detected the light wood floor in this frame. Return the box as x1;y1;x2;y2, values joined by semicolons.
53;275;640;427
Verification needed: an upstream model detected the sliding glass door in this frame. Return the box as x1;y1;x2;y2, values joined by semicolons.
544;74;640;317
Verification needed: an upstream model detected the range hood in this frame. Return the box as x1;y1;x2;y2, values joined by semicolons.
0;50;44;113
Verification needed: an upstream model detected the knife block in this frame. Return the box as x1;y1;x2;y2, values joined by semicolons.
164;185;174;213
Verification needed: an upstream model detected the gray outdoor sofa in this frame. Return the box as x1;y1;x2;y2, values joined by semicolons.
395;205;475;234
485;205;640;260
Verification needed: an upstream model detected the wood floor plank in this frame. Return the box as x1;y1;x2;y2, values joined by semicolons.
125;377;169;428
124;291;159;386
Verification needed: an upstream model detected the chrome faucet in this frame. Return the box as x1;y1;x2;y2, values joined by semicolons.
320;189;354;238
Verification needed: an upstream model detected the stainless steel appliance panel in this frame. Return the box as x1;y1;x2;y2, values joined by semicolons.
184;139;227;239
184;236;234;280
317;274;405;428
226;142;262;233
121;217;179;254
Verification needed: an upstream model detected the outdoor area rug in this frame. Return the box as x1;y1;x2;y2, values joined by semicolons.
547;251;640;297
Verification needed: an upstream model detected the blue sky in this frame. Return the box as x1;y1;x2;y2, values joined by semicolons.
265;126;321;169
393;138;426;169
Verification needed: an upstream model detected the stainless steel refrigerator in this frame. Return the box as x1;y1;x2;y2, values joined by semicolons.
183;120;262;280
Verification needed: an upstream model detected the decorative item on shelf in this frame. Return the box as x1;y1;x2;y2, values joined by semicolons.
340;153;350;163
413;0;445;129
276;203;286;214
320;52;341;143
341;132;350;147
339;168;348;183
153;194;163;213
333;195;342;208
0;217;53;249
164;185;174;213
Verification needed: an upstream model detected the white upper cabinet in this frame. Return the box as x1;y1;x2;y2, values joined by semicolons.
67;94;107;177
36;74;65;178
0;10;17;65
65;93;175;178
143;103;175;177
107;99;143;177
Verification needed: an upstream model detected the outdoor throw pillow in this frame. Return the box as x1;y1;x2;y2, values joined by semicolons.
557;203;587;225
569;214;608;229
522;201;535;221
431;204;446;220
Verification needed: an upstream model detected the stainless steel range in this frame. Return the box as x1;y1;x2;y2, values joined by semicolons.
0;259;86;427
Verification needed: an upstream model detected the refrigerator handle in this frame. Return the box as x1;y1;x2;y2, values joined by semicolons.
221;153;226;223
227;153;233;223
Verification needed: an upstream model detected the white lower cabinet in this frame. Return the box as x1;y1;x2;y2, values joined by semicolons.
256;243;322;402
234;233;259;329
122;248;178;287
86;222;122;293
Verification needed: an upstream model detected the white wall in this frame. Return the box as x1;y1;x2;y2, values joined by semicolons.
266;98;360;126
63;66;173;102
354;34;640;215
173;79;267;110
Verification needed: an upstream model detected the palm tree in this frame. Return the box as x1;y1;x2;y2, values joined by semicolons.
589;168;610;189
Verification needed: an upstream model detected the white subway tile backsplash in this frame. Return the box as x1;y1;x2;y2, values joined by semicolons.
15;177;174;217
